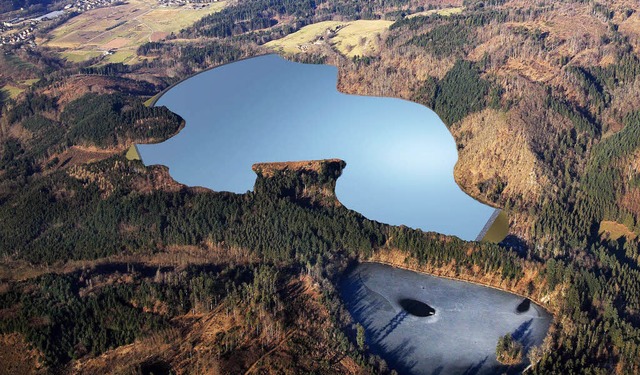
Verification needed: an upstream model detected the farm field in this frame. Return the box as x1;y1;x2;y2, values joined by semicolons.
265;20;393;58
42;0;226;64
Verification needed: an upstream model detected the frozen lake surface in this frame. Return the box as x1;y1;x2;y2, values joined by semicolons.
341;263;552;375
138;54;494;240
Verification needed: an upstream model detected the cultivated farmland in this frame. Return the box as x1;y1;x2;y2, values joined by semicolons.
41;0;226;64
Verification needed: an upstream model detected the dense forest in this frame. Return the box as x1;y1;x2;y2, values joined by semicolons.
414;59;493;126
1;93;182;170
0;149;529;372
0;264;265;368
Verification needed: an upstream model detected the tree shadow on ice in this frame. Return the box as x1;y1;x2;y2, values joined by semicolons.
511;319;534;349
462;356;488;375
340;269;418;375
341;270;395;328
377;337;419;375
373;309;409;342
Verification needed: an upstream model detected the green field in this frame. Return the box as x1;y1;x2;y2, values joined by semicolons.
1;78;41;100
61;51;104;62
143;93;161;107
1;85;24;99
407;6;465;19
265;20;393;58
20;79;40;86
104;50;136;64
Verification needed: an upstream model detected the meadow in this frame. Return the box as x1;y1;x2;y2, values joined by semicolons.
265;20;393;58
599;220;638;240
406;6;464;19
1;79;40;100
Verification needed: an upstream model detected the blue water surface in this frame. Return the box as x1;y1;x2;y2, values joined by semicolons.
138;54;494;240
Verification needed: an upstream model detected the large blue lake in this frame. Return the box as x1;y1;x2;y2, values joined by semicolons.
138;54;494;240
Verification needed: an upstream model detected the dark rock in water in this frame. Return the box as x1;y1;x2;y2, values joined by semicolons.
399;298;436;317
516;298;531;313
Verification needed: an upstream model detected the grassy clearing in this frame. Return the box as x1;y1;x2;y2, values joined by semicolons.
407;6;464;19
20;79;40;86
265;20;393;58
125;145;142;161
61;50;104;62
599;221;637;240
43;0;226;64
2;85;25;99
1;78;39;102
105;49;136;64
332;20;393;57
265;21;342;54
481;210;509;243
144;94;159;107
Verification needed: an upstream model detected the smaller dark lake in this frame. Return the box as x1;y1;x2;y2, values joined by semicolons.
341;263;552;375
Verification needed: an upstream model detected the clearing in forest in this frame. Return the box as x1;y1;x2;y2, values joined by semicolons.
407;6;465;19
1;79;40;100
599;220;637;240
